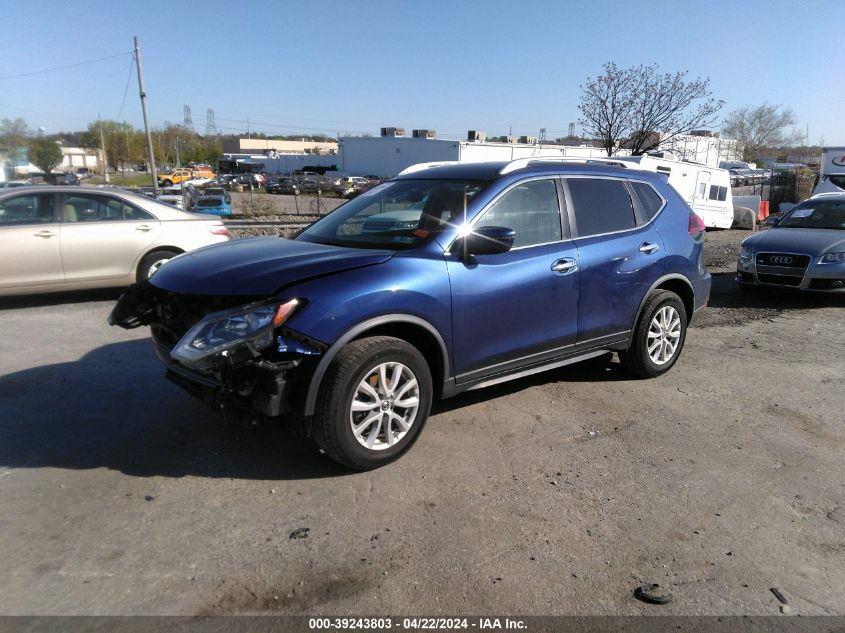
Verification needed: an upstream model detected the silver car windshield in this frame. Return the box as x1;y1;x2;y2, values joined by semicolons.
779;200;845;230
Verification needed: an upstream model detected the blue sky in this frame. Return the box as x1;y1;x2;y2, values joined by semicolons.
1;0;842;144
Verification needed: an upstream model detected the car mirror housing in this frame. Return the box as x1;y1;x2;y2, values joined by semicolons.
457;226;516;257
764;215;780;227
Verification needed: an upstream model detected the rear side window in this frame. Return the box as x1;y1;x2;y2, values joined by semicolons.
630;182;664;220
567;178;636;237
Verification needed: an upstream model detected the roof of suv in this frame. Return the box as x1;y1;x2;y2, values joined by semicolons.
392;160;663;183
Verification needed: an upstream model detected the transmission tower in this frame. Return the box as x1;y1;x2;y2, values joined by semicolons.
205;109;219;136
568;122;576;137
538;128;547;143
183;105;194;132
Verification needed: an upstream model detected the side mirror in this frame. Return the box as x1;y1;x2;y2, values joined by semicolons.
764;215;780;227
458;226;516;257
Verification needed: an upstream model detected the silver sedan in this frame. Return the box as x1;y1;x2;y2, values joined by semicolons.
737;194;845;292
0;186;230;296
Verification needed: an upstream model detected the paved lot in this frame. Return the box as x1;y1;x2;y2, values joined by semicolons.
1;230;844;616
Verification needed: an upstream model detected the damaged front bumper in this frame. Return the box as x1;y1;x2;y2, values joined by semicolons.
109;282;325;427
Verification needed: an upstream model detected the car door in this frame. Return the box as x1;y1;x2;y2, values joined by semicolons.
447;177;579;381
564;177;666;343
0;192;63;291
58;193;160;283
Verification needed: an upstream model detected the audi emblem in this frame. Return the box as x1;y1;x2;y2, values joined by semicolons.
769;255;794;265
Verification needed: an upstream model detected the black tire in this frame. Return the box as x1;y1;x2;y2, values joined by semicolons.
137;249;179;282
619;290;687;378
161;179;172;187
313;336;433;470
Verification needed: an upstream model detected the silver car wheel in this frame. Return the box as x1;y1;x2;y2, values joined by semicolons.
147;257;170;278
349;362;420;451
647;305;682;365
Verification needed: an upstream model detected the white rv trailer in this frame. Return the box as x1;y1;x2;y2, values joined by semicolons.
609;155;734;229
811;147;845;196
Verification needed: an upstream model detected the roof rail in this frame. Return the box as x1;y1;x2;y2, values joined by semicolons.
398;161;462;176
498;156;631;175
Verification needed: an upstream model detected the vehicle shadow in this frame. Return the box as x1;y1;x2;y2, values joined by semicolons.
707;271;845;310
0;339;348;481
0;288;125;310
432;353;631;414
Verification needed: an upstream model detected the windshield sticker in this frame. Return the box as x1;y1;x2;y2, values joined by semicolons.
791;208;814;218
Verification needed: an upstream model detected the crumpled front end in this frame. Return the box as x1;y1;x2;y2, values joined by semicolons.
109;282;325;427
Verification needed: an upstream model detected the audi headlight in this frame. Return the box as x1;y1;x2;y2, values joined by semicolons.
171;299;299;367
739;245;752;260
819;252;845;264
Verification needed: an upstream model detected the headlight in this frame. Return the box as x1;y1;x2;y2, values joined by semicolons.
819;252;845;264
739;245;752;260
171;299;299;367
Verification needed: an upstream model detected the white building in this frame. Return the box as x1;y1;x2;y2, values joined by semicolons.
338;130;623;177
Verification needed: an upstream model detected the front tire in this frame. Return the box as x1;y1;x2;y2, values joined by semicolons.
313;336;433;470
620;290;687;378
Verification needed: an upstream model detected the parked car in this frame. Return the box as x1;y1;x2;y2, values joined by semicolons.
0;180;34;188
266;178;300;195
0;185;229;296
737;193;845;292
298;178;321;194
229;174;261;190
110;159;710;470
194;190;233;217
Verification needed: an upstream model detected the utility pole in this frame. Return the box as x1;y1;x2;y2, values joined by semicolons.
98;115;109;184
134;36;158;194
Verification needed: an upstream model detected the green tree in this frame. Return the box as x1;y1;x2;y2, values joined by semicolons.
0;117;32;166
28;138;63;182
83;120;144;172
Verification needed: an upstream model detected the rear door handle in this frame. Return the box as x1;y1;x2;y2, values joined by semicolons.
639;242;660;254
34;230;56;238
135;224;152;232
551;258;578;273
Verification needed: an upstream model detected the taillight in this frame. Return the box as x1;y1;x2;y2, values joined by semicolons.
688;213;706;235
211;226;229;236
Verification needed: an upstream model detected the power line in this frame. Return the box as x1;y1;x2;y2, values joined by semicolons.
0;51;133;80
115;54;135;121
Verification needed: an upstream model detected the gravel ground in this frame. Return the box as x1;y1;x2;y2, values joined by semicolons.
1;227;843;618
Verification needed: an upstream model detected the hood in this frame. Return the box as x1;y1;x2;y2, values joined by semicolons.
744;228;845;254
150;237;394;296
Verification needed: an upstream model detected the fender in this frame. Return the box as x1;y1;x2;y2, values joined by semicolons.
302;314;450;417
632;273;695;330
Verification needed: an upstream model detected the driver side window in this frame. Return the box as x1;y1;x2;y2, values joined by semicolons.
475;179;561;247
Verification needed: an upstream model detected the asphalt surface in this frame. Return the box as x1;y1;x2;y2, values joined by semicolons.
1;231;844;617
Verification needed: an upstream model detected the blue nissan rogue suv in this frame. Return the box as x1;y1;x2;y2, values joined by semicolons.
110;159;711;470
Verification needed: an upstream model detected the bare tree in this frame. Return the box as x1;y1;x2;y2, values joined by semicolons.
577;62;632;155
721;103;803;161
578;63;723;155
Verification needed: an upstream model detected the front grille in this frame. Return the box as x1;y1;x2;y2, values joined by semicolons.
756;253;811;269
757;273;803;286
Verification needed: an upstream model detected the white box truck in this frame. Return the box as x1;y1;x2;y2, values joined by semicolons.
812;147;845;196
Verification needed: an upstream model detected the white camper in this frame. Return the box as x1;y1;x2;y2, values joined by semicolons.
611;154;734;229
811;147;845;196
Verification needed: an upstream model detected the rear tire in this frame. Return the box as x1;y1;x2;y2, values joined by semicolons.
620;290;687;378
161;179;172;187
137;250;179;282
313;336;432;470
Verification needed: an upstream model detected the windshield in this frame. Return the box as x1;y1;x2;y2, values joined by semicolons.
297;179;489;250
779;199;845;230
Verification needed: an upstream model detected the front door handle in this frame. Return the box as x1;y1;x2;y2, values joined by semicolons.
639;242;660;254
34;230;56;238
551;258;578;273
135;224;152;232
